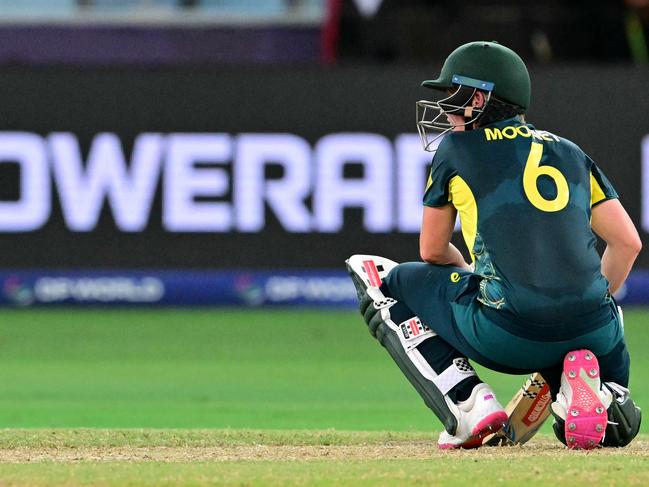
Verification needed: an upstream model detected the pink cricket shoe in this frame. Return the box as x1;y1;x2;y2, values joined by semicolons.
560;349;608;449
438;383;508;449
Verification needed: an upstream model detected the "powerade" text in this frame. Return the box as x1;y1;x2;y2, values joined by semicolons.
0;132;438;234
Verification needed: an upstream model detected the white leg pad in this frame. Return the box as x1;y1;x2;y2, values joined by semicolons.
346;253;475;433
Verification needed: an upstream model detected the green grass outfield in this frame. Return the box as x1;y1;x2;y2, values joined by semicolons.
0;308;647;486
0;308;647;431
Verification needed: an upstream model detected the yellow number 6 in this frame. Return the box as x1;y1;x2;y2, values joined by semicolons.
523;142;569;212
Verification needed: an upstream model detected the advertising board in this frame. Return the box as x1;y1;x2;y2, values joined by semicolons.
0;66;646;305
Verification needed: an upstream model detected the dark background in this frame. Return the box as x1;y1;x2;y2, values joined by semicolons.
0;65;646;269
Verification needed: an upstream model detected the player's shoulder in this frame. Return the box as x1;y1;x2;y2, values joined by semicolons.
548;130;584;154
538;128;593;167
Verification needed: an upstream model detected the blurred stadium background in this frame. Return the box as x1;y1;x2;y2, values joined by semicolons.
0;0;648;435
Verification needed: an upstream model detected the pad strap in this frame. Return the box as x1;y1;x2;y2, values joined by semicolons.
432;358;477;395
366;286;397;310
395;316;435;350
407;348;476;396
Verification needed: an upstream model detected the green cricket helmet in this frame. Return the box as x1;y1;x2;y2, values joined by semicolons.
416;41;531;151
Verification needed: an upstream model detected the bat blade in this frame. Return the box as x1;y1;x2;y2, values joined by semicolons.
483;372;553;446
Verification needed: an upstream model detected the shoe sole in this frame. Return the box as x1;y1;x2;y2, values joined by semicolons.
438;411;508;450
562;349;608;450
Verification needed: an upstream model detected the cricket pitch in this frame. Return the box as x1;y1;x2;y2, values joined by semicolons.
0;429;648;486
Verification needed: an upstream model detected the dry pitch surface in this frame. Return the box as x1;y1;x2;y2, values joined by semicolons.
0;430;648;486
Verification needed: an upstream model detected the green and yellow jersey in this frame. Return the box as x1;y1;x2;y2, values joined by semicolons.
424;117;617;324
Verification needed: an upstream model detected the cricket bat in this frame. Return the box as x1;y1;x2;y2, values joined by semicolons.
483;372;553;446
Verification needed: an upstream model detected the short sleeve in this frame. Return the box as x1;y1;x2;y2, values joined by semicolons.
423;154;455;207
589;157;618;208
